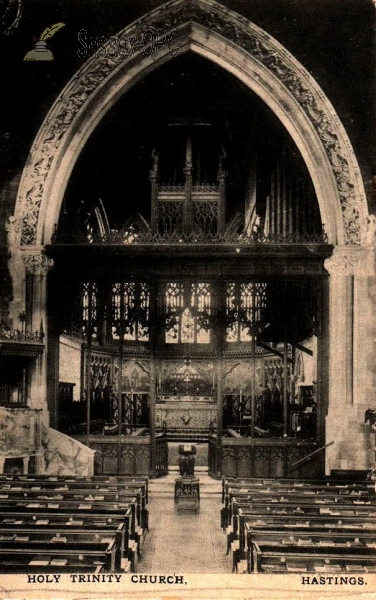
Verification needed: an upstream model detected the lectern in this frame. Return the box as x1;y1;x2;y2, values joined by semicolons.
175;444;200;514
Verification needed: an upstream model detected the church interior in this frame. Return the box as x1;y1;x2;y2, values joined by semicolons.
0;0;376;577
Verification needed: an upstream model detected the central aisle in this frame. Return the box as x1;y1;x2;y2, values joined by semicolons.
138;470;231;573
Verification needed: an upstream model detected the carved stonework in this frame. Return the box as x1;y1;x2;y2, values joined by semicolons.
6;217;26;318
17;0;364;246
22;253;54;275
361;215;376;247
0;407;42;455
5;215;20;246
324;246;375;277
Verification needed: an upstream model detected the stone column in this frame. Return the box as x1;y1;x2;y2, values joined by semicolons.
353;247;376;471
5;216;25;326
22;250;54;421
324;245;376;473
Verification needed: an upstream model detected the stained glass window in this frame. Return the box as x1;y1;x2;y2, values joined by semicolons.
226;282;267;342
111;282;150;341
165;282;211;343
82;282;98;338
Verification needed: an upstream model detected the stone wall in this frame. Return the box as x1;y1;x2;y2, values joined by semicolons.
59;334;82;400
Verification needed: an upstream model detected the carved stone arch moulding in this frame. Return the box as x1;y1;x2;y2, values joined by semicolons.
14;0;368;247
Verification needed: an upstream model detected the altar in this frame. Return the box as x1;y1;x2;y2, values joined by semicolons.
155;396;216;431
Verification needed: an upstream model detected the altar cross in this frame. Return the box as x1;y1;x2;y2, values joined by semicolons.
168;116;211;168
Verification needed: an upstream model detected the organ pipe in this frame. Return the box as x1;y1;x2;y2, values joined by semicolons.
270;176;276;235
265;147;321;238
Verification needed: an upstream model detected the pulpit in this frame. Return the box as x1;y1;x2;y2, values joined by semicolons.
175;444;200;514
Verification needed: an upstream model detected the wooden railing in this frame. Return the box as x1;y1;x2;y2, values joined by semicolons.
155;435;168;477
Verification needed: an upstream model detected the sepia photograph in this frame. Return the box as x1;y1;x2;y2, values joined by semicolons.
0;0;375;598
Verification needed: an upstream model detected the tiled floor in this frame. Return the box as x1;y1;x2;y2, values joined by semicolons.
138;470;232;573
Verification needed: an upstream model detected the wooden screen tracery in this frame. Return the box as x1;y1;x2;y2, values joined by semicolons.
111;282;150;341
111;392;150;429
226;282;267;342
82;282;98;338
165;282;211;344
192;197;218;235
76;275;318;444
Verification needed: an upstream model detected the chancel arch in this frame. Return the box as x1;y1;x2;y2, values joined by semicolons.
13;0;367;248
4;0;374;480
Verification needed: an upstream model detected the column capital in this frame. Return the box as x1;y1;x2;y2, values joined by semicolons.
22;252;54;275
324;246;375;277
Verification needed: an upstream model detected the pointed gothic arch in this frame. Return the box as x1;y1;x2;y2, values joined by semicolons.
12;0;368;249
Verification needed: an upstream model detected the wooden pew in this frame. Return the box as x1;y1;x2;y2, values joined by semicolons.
0;507;134;531
221;476;376;574
0;474;149;504
0;536;118;571
226;484;376;516
226;487;374;508
0;475;149;573
222;479;373;510
0;485;147;560
0;487;147;530
222;477;374;503
0;546;110;573
0;527;124;570
0;489;146;557
0;558;104;573
228;501;376;559
0;522;126;566
221;481;374;527
0;473;149;486
223;491;374;529
245;527;376;573
0;493;138;517
226;497;376;535
233;508;376;570
232;501;376;533
252;543;376;574
0;509;136;571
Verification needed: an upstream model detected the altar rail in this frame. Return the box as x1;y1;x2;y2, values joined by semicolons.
208;436;321;479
